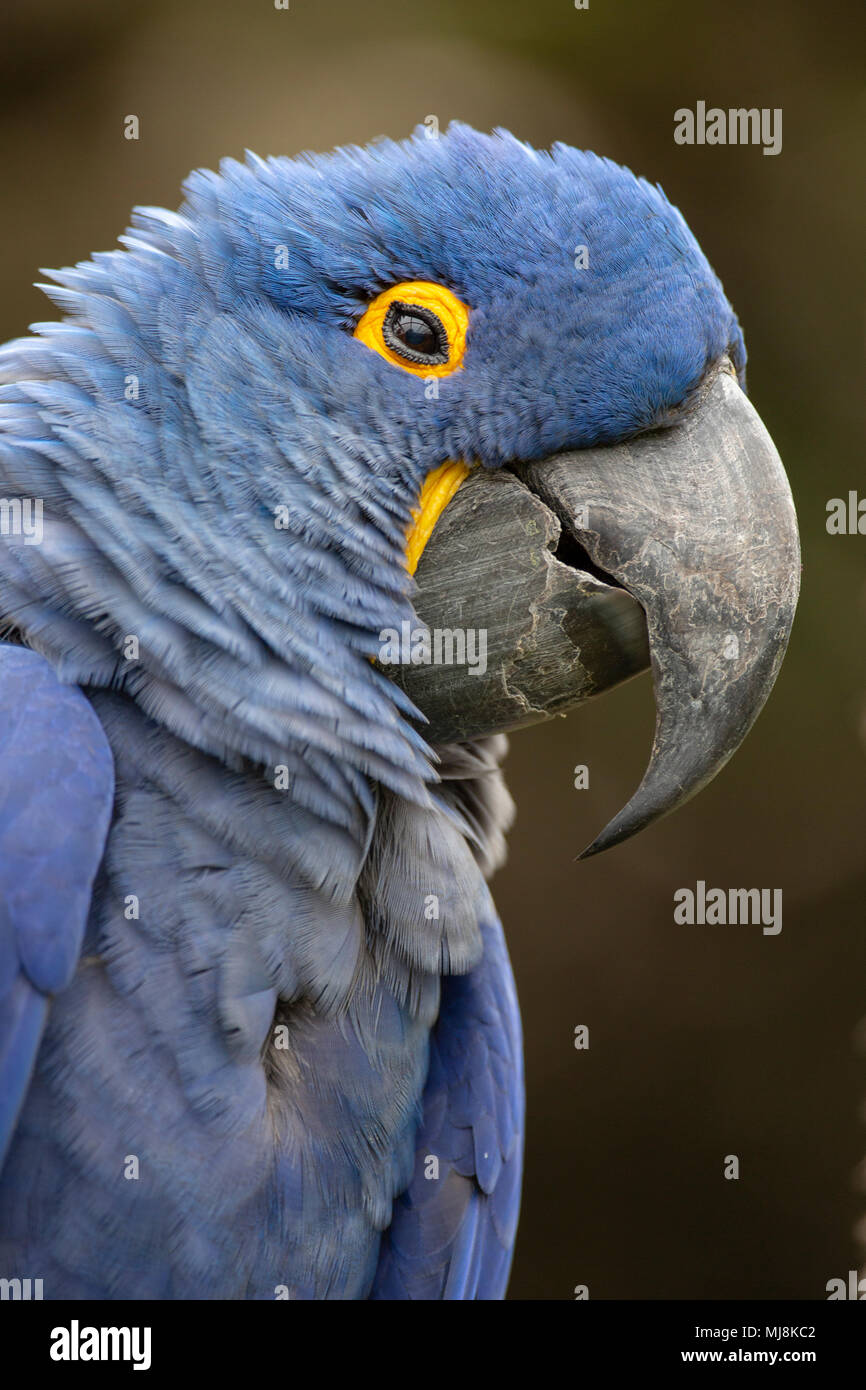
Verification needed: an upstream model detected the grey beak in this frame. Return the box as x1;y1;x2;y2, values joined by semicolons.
518;363;801;856
393;361;800;857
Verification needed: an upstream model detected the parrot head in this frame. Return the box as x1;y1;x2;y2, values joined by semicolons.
0;123;799;851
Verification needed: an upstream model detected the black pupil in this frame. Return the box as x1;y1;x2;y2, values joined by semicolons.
397;314;436;352
382;300;449;365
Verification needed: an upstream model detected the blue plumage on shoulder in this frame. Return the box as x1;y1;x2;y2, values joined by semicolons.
0;643;114;1165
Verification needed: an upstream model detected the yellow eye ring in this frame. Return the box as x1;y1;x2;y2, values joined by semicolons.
354;281;470;378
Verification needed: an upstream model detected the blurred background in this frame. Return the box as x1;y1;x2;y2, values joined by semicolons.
1;0;863;1299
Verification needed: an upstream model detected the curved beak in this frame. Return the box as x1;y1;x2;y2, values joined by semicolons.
520;364;800;855
392;361;801;856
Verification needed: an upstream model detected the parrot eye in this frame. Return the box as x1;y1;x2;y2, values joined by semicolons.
353;280;470;378
382;302;448;365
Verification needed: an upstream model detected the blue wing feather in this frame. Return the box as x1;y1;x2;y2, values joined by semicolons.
0;643;114;1166
371;903;524;1300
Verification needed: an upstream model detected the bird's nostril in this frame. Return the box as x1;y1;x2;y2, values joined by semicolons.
552;525;623;591
508;460;624;591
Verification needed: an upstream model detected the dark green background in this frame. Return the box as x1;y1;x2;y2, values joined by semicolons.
1;0;863;1299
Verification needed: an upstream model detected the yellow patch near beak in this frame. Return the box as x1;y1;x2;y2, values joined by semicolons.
405;461;474;575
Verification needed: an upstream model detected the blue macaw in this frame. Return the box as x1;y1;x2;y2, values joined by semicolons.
0;124;799;1299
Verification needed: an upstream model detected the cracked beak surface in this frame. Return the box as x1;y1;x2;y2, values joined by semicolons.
393;364;801;856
